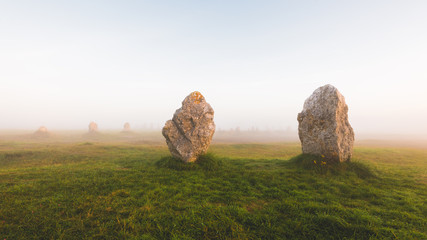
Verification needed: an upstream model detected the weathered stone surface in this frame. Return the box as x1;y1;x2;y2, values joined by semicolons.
88;121;98;133
123;122;131;132
162;91;216;163
34;126;50;137
297;84;354;162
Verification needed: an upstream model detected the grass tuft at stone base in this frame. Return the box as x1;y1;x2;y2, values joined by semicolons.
156;152;223;171
289;154;377;178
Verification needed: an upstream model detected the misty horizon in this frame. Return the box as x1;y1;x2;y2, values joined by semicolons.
1;1;426;136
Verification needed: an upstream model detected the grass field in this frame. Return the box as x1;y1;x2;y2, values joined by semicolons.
0;136;426;239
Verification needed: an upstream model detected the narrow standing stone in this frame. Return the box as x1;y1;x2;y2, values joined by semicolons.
297;84;354;162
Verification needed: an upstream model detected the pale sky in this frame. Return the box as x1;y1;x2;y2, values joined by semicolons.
0;1;426;135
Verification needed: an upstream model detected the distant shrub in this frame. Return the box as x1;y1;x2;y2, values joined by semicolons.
2;151;35;159
156;152;222;171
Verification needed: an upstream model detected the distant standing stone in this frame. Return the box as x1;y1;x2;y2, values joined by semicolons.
34;126;49;137
88;121;98;133
162;91;216;163
297;84;354;162
123;122;131;132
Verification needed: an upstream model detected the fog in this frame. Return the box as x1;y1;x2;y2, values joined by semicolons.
1;1;426;139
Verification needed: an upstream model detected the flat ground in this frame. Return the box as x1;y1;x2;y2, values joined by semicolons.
0;132;426;239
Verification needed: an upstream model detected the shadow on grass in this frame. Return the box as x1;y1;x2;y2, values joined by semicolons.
156;152;223;171
288;154;377;179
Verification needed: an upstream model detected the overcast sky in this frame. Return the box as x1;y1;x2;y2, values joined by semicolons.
0;0;426;135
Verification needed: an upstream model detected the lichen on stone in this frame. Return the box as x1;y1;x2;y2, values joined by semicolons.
190;91;204;104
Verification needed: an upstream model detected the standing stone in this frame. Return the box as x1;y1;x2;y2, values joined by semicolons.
297;84;354;162
88;121;98;133
34;126;50;137
162;91;216;163
123;122;131;132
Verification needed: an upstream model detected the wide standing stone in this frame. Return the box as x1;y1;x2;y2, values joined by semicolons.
34;126;50;137
297;84;354;162
162;91;216;163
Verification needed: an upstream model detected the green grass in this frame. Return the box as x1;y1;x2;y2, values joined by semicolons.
156;153;223;171
0;141;426;239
